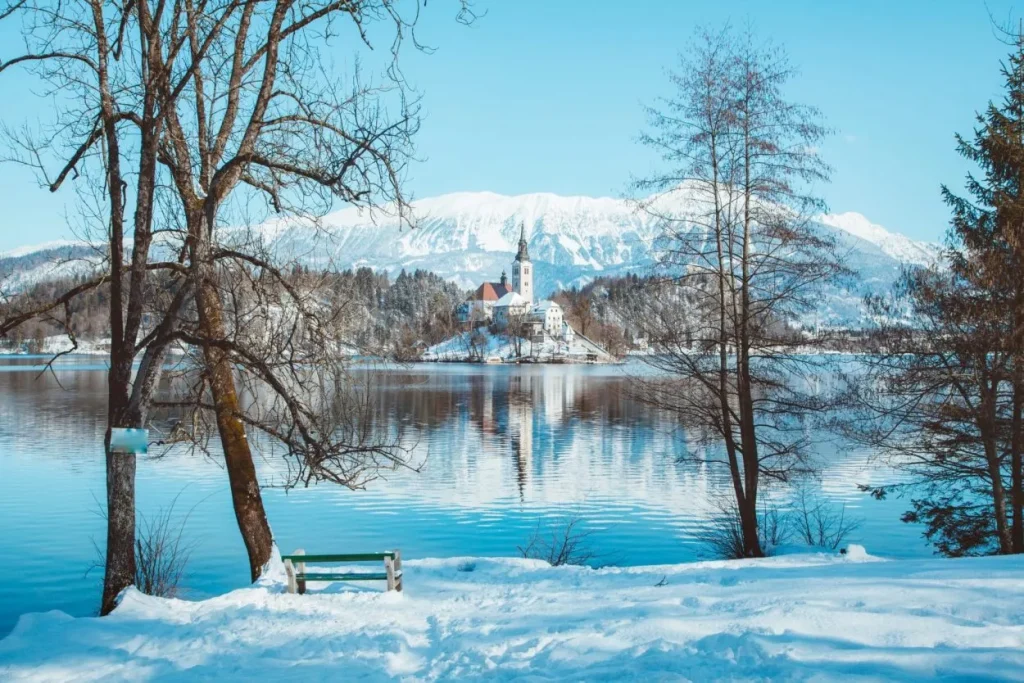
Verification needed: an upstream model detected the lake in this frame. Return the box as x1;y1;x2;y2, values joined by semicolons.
0;355;928;635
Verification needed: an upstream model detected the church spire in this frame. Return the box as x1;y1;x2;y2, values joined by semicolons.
515;223;530;262
511;222;533;304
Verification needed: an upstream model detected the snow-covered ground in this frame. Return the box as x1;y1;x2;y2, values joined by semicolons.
0;336;112;357
0;336;191;358
424;327;615;363
2;549;1023;681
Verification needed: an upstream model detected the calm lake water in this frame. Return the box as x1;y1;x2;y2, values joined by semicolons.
0;355;928;635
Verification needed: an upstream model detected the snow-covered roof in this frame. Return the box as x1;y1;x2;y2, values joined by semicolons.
495;292;528;307
533;300;562;313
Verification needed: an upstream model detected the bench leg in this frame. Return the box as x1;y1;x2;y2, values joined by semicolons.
384;555;396;592
284;559;297;594
295;548;307;595
394;550;403;593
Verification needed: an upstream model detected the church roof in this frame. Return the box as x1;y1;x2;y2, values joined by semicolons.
495;292;528;307
514;223;530;262
469;282;513;302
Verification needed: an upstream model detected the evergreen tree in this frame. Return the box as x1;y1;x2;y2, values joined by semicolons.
943;31;1024;552
853;32;1024;556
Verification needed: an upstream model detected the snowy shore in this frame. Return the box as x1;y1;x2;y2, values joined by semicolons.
2;549;1023;681
423;328;617;364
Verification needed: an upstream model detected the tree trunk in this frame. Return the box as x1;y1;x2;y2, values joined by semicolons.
737;114;763;559
195;273;274;581
1011;376;1023;553
980;410;1012;554
100;334;145;614
100;433;136;615
96;4;134;610
737;488;761;557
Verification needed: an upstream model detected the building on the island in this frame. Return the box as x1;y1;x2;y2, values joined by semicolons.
457;223;534;325
457;271;514;324
452;224;610;361
493;291;531;328
531;300;563;336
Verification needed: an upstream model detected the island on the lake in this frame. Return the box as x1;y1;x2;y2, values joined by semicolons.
422;225;617;364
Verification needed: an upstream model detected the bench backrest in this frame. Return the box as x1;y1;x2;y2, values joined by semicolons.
282;549;403;593
281;552;396;563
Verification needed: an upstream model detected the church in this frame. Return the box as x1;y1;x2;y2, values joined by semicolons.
456;224;572;343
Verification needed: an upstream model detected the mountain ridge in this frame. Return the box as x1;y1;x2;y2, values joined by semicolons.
1;190;941;327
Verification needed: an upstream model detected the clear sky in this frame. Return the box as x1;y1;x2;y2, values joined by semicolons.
0;0;1020;250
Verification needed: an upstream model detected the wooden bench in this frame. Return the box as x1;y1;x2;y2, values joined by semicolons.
281;549;403;594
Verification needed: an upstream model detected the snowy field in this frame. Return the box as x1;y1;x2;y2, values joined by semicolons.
2;548;1023;681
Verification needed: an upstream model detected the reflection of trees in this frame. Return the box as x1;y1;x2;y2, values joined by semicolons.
0;366;109;450
6;364;680;484
362;368;673;437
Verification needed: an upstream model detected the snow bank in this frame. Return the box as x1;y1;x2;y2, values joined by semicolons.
424;327;613;363
2;552;1024;681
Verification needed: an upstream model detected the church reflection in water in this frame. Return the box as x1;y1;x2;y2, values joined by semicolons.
347;364;707;514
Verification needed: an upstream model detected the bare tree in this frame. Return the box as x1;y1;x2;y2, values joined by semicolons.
133;500;195;598
1;0;475;607
790;485;859;551
698;496;789;559
630;27;848;557
0;0;197;613
88;492;196;599
504;307;531;359
517;515;597;567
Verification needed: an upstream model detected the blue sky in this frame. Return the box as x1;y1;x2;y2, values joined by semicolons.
0;0;1019;249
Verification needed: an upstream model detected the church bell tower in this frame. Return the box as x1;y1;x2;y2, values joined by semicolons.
511;223;533;304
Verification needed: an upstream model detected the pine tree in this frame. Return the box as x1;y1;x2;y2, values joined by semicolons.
856;32;1024;556
943;30;1024;552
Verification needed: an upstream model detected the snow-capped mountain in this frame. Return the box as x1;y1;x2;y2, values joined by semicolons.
818;212;936;266
263;191;659;292
264;190;940;326
1;190;941;327
0;241;99;293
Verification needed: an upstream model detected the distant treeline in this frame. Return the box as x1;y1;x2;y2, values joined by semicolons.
6;266;862;358
1;266;466;359
548;272;842;355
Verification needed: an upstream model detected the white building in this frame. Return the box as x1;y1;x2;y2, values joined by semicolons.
456;272;514;324
457;223;534;326
493;291;531;328
531;300;563;336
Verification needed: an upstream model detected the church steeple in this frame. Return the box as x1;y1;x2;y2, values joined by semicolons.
511;222;533;304
514;223;530;262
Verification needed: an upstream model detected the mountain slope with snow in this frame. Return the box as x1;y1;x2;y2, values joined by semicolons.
265;190;940;327
0;242;100;293
1;191;941;328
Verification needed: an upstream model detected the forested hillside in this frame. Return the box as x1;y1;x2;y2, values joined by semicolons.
0;267;466;359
